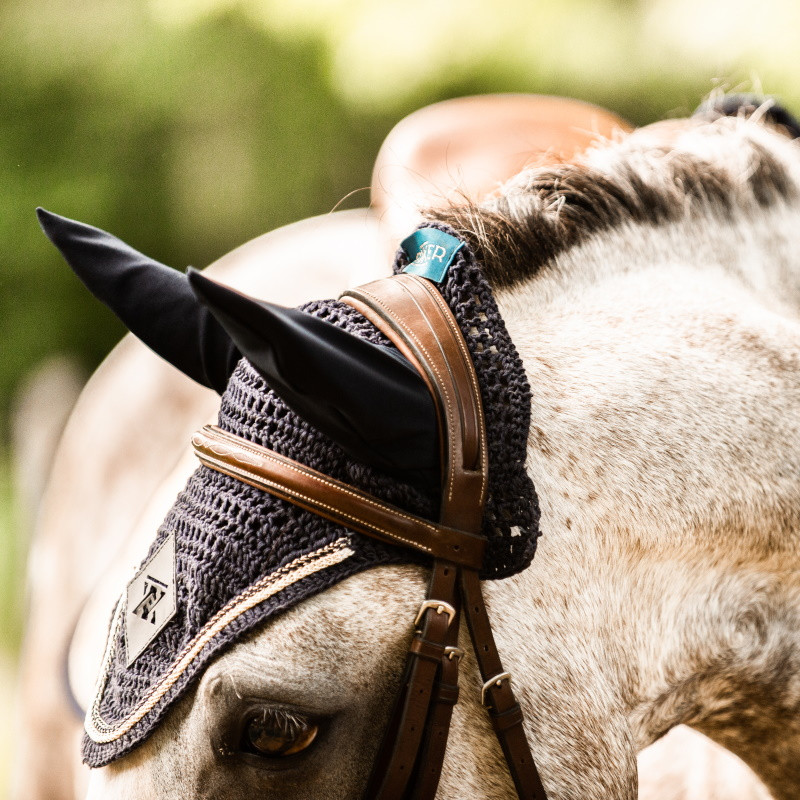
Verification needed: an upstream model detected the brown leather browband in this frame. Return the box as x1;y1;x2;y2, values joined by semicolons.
192;273;548;799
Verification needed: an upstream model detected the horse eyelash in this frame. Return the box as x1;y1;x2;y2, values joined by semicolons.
252;707;309;737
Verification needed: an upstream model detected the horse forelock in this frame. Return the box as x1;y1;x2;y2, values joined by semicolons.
425;113;800;290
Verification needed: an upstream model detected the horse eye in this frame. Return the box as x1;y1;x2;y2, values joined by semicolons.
240;709;319;758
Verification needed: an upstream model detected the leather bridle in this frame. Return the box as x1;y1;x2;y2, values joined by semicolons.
192;273;548;799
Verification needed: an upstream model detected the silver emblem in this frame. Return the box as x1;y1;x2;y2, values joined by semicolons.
125;533;177;665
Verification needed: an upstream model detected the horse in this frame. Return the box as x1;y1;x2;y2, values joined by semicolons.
13;94;796;800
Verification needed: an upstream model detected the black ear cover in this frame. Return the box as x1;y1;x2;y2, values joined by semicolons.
693;94;800;139
36;208;439;484
187;269;439;485
36;208;240;393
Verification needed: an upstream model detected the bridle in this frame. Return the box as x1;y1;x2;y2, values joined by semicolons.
192;272;548;799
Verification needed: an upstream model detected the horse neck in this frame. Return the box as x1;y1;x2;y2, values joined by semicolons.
485;212;800;799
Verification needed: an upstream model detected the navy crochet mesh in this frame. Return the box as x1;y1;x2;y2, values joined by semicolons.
82;226;540;767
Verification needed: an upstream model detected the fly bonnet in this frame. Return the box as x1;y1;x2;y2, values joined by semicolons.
40;91;800;799
38;208;545;797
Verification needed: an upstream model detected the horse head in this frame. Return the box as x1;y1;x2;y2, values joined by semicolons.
36;95;800;800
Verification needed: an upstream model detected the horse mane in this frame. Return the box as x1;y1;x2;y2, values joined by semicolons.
424;116;799;289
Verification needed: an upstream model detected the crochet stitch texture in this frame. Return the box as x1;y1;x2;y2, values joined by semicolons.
82;226;540;766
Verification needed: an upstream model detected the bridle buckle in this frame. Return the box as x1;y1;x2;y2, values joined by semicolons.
414;600;456;629
481;671;512;707
444;646;464;662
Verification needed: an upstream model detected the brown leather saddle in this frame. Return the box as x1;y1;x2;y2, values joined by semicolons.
193;272;548;799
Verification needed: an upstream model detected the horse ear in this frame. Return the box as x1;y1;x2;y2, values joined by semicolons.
187;270;439;484
693;94;800;138
36;208;240;393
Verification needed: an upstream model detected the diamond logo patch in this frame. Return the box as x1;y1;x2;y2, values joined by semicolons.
125;533;177;666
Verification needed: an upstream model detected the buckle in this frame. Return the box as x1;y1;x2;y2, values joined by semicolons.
414;600;456;629
481;672;512;707
444;646;464;662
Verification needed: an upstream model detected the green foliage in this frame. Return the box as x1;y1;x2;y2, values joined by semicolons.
0;454;22;654
0;5;397;424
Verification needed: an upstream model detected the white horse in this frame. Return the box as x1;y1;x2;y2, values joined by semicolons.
14;95;794;800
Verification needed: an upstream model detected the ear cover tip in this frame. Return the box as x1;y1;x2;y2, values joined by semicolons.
35;206;56;230
186;267;219;303
36;206;62;222
36;208;77;243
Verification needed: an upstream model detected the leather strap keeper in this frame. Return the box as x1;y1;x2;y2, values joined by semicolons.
410;637;448;664
491;703;526;733
434;682;460;706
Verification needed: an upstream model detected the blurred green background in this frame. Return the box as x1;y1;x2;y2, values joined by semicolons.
1;0;798;794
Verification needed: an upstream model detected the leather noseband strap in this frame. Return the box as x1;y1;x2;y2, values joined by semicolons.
192;273;548;799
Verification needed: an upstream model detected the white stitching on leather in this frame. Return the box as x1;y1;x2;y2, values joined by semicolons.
355;286;459;504
411;276;489;504
196;449;433;556
194;430;438;537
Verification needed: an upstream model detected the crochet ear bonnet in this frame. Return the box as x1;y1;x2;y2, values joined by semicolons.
37;209;540;766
